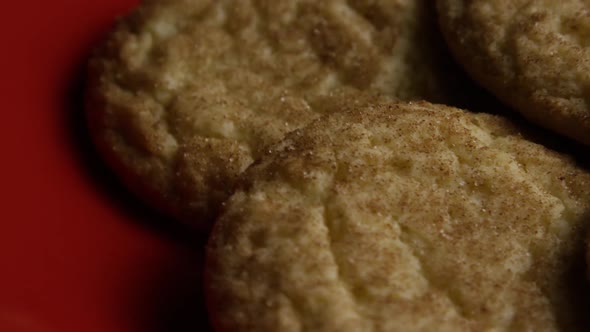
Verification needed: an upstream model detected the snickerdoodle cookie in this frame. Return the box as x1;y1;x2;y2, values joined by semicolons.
437;0;590;145
206;102;590;331
87;0;476;228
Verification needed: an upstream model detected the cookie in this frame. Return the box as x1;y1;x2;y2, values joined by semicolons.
437;0;590;145
206;102;590;331
86;0;478;229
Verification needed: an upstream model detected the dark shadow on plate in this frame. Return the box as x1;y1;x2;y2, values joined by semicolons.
63;33;210;331
128;238;214;332
558;233;590;331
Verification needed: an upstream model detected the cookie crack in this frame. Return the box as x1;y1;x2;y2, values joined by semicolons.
318;156;373;332
320;203;371;331
397;224;471;322
103;74;180;162
488;137;570;217
338;0;380;40
502;0;544;81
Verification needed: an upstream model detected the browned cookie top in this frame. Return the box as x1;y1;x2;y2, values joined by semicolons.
206;102;590;331
437;0;590;145
87;0;473;229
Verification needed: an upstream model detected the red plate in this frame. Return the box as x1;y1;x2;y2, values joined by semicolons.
0;1;210;331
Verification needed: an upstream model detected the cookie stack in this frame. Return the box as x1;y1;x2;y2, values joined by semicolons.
86;0;590;330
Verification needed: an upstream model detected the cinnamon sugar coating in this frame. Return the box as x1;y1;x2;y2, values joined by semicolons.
437;0;590;145
206;102;590;331
86;0;476;228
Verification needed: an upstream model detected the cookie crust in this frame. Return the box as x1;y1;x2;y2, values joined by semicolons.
87;0;476;228
206;102;590;331
437;0;590;145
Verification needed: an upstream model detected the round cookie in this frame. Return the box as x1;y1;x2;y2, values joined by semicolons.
206;102;590;331
87;0;478;229
437;0;590;145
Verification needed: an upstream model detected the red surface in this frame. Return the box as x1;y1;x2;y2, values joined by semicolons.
0;2;210;331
